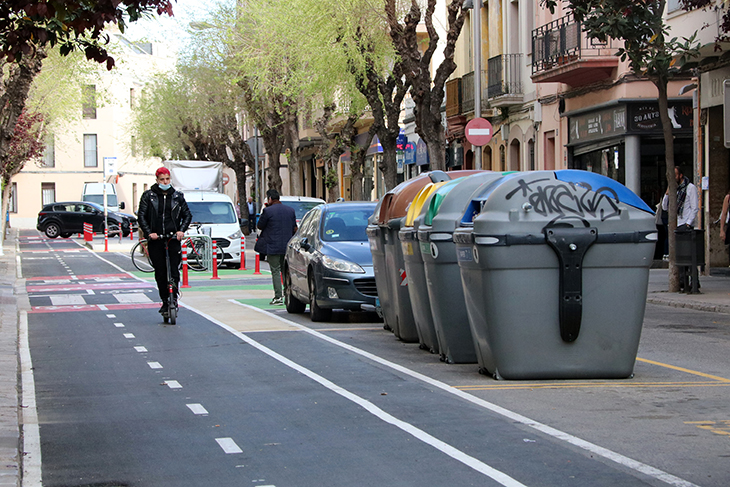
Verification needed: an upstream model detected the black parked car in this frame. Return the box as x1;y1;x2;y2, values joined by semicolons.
36;201;131;239
284;201;379;322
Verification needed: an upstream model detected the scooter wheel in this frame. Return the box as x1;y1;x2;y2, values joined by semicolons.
168;306;177;325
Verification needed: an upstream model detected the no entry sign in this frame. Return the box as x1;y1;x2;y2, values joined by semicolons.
465;118;493;147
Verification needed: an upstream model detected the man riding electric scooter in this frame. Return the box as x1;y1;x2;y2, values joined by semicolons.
138;167;193;321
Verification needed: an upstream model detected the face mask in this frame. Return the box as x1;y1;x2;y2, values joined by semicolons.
158;183;171;191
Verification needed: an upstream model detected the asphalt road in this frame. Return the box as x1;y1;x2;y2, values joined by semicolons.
19;233;730;487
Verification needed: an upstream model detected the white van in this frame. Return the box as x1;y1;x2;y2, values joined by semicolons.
183;191;242;266
82;183;125;212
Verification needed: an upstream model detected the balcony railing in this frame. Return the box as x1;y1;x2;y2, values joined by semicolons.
487;54;523;101
461;70;489;114
531;13;620;85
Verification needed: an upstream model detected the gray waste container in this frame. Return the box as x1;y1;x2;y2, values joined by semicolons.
367;200;394;328
418;173;503;363
398;182;448;353
373;171;452;342
453;170;656;380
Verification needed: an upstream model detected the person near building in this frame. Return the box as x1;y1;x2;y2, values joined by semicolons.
138;167;193;315
246;196;257;235
720;189;730;264
662;165;699;289
256;189;297;305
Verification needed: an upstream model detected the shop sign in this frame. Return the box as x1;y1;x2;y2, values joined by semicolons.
628;102;692;132
569;106;627;144
416;139;430;166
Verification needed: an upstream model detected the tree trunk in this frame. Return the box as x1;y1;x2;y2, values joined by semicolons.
0;176;10;246
378;132;399;191
285;107;302;196
655;79;680;292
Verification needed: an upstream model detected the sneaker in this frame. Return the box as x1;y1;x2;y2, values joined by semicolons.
662;255;669;262
159;303;169;314
269;297;284;305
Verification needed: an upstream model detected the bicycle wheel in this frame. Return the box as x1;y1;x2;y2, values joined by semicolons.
186;237;207;271
131;240;154;273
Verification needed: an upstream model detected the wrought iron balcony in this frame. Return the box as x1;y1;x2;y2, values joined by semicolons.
461;70;490;114
487;54;524;107
531;13;620;86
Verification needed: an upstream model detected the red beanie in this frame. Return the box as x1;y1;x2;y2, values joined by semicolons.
155;167;170;177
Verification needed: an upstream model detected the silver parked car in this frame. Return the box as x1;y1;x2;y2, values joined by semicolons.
284;201;378;322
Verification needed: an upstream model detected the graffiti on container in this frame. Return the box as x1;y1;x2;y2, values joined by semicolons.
505;178;621;221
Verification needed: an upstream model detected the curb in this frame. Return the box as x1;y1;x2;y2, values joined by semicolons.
646;295;730;314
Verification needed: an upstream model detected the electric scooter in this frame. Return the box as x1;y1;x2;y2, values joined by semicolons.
161;234;179;325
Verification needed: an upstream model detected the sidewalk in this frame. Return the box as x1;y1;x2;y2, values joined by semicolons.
3;229;730;486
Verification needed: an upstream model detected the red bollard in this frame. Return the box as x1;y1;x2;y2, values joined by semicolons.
104;227;108;252
254;253;262;275
239;235;246;270
211;240;220;280
181;241;190;288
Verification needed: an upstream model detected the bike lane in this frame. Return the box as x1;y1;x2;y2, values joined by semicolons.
20;232;702;487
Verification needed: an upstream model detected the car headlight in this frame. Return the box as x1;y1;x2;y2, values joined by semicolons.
321;254;365;273
227;229;243;240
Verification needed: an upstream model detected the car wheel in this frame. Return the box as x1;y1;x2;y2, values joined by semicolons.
284;269;306;313
308;275;331;322
60;232;72;238
44;222;60;238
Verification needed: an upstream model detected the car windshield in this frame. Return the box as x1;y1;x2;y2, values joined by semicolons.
321;208;370;242
282;201;322;221
188;201;237;224
83;194;118;207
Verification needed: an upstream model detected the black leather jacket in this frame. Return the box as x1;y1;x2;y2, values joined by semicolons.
138;185;192;239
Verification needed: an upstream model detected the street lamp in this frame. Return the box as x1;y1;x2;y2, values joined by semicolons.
463;0;483;170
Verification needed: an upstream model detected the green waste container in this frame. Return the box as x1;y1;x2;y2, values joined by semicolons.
454;170;657;379
418;173;503;363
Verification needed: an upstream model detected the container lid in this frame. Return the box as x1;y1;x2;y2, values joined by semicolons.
468;170;655;235
404;181;449;227
378;171;449;225
425;173;506;229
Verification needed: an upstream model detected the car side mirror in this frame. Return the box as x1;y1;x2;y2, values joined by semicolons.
300;237;311;251
119;202;125;210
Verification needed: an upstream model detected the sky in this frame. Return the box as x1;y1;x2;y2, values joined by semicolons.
123;0;214;47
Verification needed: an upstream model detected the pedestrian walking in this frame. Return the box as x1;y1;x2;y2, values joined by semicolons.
138;167;193;315
662;165;699;290
256;189;297;305
247;196;257;235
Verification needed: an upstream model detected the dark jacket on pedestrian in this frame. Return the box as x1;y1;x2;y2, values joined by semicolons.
138;184;192;239
257;200;297;255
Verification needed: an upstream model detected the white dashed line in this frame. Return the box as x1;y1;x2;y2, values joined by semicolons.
123;333;135;339
106;314;116;318
186;403;208;415
134;346;148;353
114;323;124;328
147;362;163;369
49;295;86;306
164;380;182;389
215;438;242;454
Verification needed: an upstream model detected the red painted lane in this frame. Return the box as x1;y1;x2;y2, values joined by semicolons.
25;273;131;281
27;282;155;293
29;303;160;314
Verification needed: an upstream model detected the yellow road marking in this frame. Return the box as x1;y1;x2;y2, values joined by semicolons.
456;381;730;391
635;357;730;382
684;420;730;437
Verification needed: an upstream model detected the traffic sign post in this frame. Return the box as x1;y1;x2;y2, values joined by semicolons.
465;118;493;147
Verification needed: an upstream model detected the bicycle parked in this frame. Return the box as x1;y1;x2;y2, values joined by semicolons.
130;232;225;273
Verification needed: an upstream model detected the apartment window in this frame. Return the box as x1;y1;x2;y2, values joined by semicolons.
82;85;97;119
42;134;55;168
41;183;56;206
84;134;98;167
667;0;681;13
131;135;137;157
130;87;136;108
8;183;17;213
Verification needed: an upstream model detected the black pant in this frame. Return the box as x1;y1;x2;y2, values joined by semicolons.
248;215;256;233
148;238;181;301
